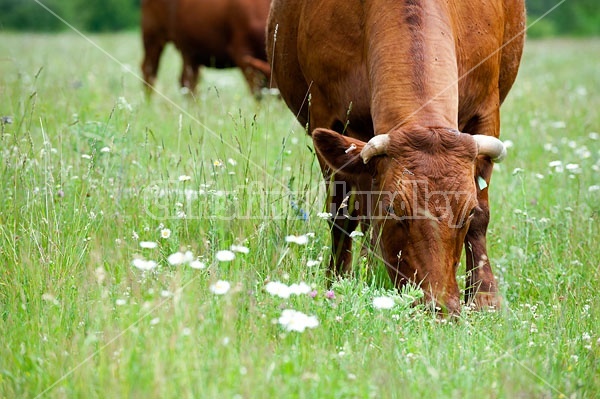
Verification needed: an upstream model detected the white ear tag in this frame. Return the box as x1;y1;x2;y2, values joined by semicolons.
345;143;357;153
477;176;488;190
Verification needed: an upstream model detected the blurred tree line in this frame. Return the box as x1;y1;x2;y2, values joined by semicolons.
527;0;600;36
0;0;140;32
0;0;598;36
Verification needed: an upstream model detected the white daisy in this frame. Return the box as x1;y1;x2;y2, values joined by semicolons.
288;282;312;295
285;234;309;245
265;281;291;298
349;231;364;239
216;250;236;262
230;244;250;254
131;258;158;271
372;296;395;310
189;260;206;269
278;309;319;332
210;280;231;295
139;241;158;249
167;251;187;266
317;212;333;220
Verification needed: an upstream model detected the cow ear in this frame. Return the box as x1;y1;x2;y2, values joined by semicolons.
312;128;370;175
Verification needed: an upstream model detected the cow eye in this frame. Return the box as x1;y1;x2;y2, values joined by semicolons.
469;206;480;218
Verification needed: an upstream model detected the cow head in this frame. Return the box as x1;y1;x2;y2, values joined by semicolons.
312;127;506;314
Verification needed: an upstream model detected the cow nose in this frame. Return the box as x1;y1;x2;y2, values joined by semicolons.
443;296;461;316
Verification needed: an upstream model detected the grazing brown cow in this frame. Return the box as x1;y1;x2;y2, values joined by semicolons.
268;0;525;314
141;0;272;96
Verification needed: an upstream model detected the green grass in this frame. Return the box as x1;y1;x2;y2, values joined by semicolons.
1;32;599;398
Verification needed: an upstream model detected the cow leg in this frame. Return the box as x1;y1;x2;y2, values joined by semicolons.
180;55;199;94
141;35;165;96
318;154;359;278
465;157;501;308
236;55;271;99
463;112;502;309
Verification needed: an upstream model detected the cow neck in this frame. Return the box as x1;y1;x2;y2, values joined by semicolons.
364;0;459;135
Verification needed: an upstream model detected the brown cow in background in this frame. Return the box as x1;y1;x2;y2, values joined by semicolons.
268;0;525;314
141;0;272;97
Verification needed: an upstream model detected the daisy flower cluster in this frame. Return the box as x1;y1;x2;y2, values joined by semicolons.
542;132;600;193
265;281;311;298
278;309;319;332
130;224;249;272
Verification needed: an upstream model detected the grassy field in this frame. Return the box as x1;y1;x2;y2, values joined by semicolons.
0;32;599;398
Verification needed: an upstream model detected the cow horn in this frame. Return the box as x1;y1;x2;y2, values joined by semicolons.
472;135;507;163
360;134;390;164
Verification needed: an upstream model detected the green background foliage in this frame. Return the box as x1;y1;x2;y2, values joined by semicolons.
527;0;600;36
0;0;140;32
0;0;600;36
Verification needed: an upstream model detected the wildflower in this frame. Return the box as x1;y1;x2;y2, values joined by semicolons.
285;234;309;245
117;96;132;111
189;260;206;269
178;175;191;182
115;299;127;306
100;146;111;153
309;290;318;298
132;230;139;240
325;290;335;299
213;159;224;167
589;185;600;192
216;250;236;262
42;293;59;305
265;281;291;298
150;317;160;325
288;282;312;295
160;228;172;239
565;163;581;174
317;212;333;220
81;154;92;159
349;231;364;239
307;259;321;267
227;158;237;166
167;251;194;266
372;296;395;310
589;132;599;140
210;280;231;295
278;309;319;332
139;241;158;249
512;167;524;175
230;244;250;254
132;258;158;271
582;332;591;341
